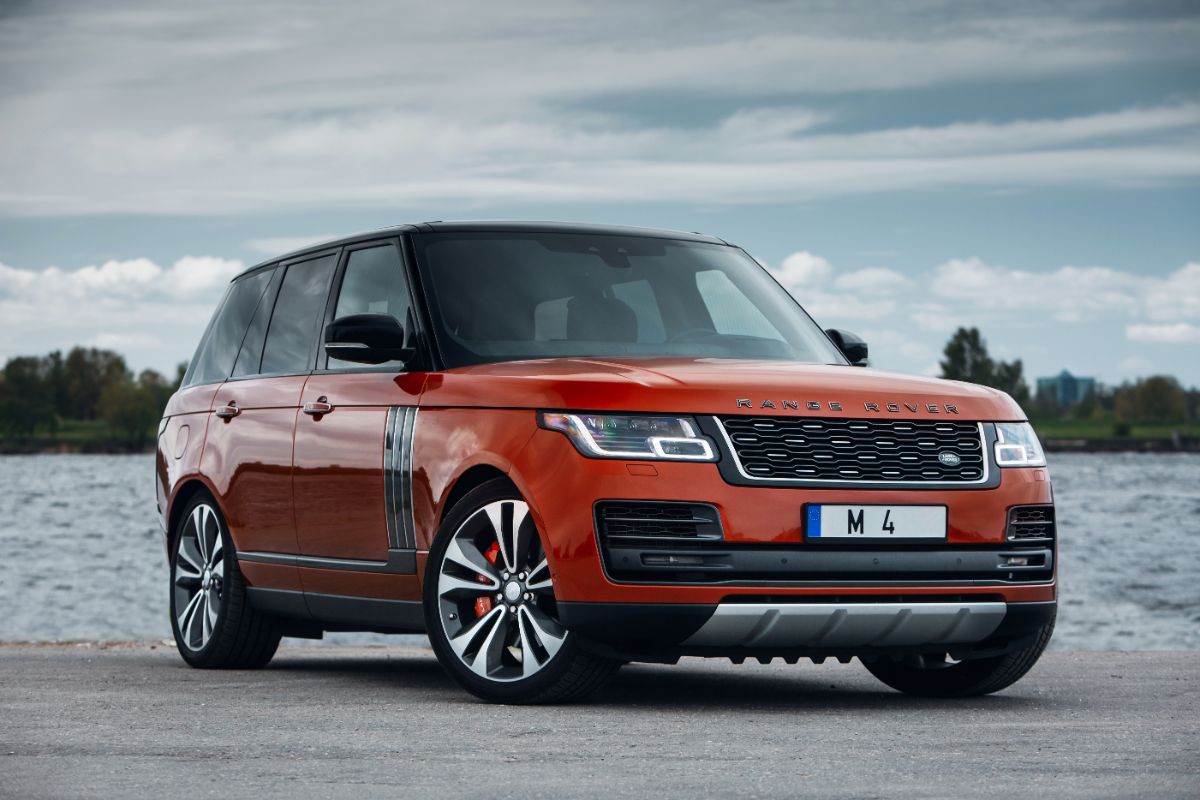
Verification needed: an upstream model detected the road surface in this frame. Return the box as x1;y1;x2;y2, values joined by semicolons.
1;644;1196;799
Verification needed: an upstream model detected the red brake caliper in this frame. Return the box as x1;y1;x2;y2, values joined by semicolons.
474;540;502;618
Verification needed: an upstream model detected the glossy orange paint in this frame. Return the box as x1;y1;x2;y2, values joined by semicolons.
506;425;1055;605
202;376;306;555
420;358;1024;420
163;356;1054;610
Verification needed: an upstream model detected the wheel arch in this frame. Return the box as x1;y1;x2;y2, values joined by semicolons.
166;477;219;552
439;464;516;523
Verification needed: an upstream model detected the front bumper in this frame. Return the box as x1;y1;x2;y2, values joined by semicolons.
511;426;1057;606
559;599;1056;661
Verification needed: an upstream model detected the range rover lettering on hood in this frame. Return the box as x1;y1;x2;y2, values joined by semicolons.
736;399;960;414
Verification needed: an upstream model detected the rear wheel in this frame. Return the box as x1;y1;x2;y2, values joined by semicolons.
170;493;281;669
424;479;619;704
862;614;1055;697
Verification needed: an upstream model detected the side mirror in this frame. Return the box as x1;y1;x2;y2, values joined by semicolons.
825;328;869;366
324;313;414;365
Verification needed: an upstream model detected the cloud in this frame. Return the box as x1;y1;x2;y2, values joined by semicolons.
834;268;910;294
0;2;1198;214
764;249;1200;383
1144;262;1200;321
931;257;1143;321
0;256;242;373
1125;322;1200;344
772;251;832;286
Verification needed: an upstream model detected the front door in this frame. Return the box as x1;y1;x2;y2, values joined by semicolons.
293;240;424;566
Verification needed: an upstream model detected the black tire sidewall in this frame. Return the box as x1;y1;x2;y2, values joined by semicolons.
423;479;586;703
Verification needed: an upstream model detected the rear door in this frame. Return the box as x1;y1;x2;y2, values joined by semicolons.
293;238;424;570
204;252;338;557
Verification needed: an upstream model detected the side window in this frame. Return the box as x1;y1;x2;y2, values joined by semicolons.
695;269;784;340
231;266;282;377
260;254;337;376
183;269;273;387
326;244;413;370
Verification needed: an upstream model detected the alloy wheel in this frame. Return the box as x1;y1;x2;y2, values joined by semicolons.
436;499;566;682
173;503;226;652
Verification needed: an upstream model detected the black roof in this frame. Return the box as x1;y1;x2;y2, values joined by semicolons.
238;220;730;278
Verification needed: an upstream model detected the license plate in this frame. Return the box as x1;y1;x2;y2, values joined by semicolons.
805;505;947;540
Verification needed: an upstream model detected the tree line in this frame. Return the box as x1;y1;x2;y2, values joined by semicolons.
939;327;1199;426
0;348;185;444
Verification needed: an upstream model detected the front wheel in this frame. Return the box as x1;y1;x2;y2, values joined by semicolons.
170;493;281;669
424;479;619;704
862;613;1055;697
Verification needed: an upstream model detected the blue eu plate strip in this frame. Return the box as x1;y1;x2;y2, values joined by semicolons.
806;505;822;538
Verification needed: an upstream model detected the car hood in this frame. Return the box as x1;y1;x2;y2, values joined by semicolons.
422;357;1025;421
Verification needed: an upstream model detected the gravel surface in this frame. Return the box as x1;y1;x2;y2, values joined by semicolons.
1;644;1196;799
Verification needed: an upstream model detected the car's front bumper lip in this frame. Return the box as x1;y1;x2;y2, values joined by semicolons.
558;599;1056;659
601;544;1054;585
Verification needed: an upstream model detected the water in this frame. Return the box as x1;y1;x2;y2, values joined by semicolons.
1;453;1197;649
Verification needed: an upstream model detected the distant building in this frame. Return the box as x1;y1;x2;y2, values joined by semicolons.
1036;370;1096;408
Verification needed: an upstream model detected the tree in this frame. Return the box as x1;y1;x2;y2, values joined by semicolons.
1134;376;1187;423
939;327;1030;405
62;347;129;420
0;356;58;436
939;327;994;385
98;378;160;444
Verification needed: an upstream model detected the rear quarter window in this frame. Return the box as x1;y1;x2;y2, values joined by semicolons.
183;269;274;387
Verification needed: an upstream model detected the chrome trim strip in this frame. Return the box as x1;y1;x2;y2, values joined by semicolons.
398;407;418;549
383;406;400;549
712;417;991;487
683;601;1006;648
239;550;416;574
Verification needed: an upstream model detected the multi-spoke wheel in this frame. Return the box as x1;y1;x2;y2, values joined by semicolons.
169;492;281;669
173;502;225;652
424;479;619;703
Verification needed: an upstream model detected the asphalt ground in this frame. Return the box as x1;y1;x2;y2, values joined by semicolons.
0;643;1196;799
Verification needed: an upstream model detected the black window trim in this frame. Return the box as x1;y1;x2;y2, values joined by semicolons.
310;236;433;376
228;246;344;383
181;264;279;389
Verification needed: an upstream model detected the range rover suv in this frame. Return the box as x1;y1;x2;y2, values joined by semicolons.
156;221;1056;703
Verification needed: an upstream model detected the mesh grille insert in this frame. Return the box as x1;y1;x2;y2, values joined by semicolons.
718;416;986;483
596;501;724;544
1007;505;1056;541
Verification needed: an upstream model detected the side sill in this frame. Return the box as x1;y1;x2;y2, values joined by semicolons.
245;588;426;633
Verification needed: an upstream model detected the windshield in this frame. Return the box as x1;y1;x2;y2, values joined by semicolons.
411;231;845;368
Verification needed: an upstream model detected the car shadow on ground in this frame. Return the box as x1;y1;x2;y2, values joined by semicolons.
260;648;1041;712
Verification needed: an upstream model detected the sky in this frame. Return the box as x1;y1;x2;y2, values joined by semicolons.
1;0;1198;387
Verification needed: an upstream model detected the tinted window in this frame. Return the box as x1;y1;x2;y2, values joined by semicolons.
412;232;845;367
260;254;337;375
231;267;282;377
326;244;412;370
183;269;273;387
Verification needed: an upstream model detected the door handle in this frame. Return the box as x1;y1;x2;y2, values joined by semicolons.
303;397;334;417
214;402;240;419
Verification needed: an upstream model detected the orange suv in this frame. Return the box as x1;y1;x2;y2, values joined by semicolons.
156;222;1055;703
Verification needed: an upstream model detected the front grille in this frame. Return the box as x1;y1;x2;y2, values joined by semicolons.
595;501;723;544
717;416;986;483
1007;505;1056;541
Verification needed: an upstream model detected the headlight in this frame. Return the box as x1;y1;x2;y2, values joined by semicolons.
994;422;1046;467
539;412;717;461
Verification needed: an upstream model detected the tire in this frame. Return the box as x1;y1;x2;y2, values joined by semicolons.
423;479;620;704
862;612;1055;697
169;492;282;669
